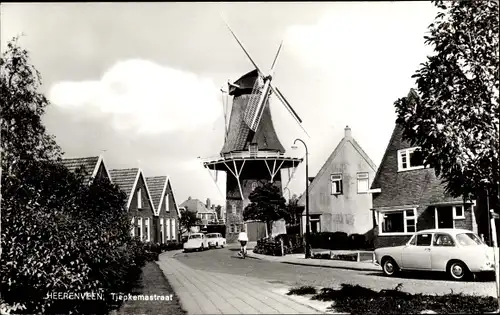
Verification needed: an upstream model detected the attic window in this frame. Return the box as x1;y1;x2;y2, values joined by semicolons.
137;189;143;209
165;193;170;212
330;174;343;195
398;147;424;172
357;172;369;193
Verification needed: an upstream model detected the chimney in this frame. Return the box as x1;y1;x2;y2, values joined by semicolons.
206;198;211;209
345;125;352;138
188;196;192;200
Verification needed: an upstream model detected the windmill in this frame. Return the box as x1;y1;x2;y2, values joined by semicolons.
222;16;309;137
201;16;306;243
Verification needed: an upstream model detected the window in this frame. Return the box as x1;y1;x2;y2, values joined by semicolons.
137;218;143;240
310;215;321;233
160;218;164;243
416;233;432;246
357;172;369;193
165;194;170;212
433;233;454;247
137;189;143;209
229;225;234;234
453;206;464;219
145;218;150;242
235;225;240;233
131;217;135;237
330;174;343;195
408;235;417;245
171;219;176;240
398;147;424;171
379;209;416;234
456;233;484;246
231;203;236;214
166;218;171;240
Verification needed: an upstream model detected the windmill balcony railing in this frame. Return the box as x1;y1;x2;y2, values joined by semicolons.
201;151;303;164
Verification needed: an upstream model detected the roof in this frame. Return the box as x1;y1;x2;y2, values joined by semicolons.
221;69;285;154
371;123;462;208
61;154;111;182
109;168;139;198
146;176;182;218
298;129;377;205
179;198;213;214
145;176;166;209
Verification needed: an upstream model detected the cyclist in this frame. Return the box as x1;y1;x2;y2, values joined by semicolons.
238;230;248;257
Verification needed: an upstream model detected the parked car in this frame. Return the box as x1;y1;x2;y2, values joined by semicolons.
374;228;495;281
206;233;226;248
183;233;209;252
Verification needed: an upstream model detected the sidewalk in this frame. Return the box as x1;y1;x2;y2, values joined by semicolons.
157;251;324;314
246;251;380;272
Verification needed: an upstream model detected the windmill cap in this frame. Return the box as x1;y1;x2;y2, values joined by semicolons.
229;69;259;96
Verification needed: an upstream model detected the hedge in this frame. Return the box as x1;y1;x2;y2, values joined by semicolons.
253;234;304;256
308;232;374;250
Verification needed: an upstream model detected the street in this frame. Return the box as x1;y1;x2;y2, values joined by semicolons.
175;245;497;298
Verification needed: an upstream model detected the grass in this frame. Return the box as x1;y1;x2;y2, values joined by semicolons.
286;285;317;296
115;262;186;315
288;284;497;314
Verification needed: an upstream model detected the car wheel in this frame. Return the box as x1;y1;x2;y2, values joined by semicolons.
382;257;398;277
447;261;469;281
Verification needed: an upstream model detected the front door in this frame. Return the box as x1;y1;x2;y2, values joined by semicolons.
436;207;454;229
401;233;432;270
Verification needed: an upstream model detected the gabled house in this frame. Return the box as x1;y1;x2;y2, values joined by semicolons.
146;176;182;244
109;168;156;242
299;126;378;237
179;197;219;225
61;154;112;183
371;123;477;248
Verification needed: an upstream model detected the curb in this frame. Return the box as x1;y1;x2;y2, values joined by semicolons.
247;253;379;272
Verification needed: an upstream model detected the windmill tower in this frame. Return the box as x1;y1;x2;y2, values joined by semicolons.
202;17;307;243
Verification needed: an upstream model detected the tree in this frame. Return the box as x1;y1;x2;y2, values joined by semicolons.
394;0;499;202
179;207;201;234
283;194;305;226
243;182;287;236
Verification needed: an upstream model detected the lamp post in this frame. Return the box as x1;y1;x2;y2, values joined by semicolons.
292;138;311;259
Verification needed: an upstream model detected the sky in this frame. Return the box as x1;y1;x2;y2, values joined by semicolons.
1;2;438;207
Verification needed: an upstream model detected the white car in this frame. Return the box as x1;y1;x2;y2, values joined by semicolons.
374;228;495;280
206;233;226;248
183;233;209;252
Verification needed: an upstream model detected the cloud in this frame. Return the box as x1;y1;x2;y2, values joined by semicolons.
48;59;222;134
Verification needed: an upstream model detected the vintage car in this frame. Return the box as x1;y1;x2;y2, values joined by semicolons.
374;228;495;280
206;233;226;248
183;233;209;252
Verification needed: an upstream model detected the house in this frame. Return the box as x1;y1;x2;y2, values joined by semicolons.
109;168;156;242
370;123;477;248
298;126;377;237
61;154;112;183
179;197;219;225
146;176;181;243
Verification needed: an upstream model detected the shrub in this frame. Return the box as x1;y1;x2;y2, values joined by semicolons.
348;234;367;250
287;286;317;296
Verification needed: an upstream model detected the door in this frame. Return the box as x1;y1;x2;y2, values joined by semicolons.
431;233;457;271
436;207;454;229
401;233;432;270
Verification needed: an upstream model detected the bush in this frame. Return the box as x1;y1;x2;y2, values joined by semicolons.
307;232;373;250
253;234;304;256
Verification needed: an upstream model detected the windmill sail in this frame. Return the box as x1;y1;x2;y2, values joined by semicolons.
243;76;266;131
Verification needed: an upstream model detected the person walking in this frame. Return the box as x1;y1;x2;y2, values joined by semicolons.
238;230;248;258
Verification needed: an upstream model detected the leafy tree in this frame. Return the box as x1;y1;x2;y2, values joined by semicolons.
179;207;201;234
1;37;145;314
283;194;304;226
243;182;287;236
394;0;499;201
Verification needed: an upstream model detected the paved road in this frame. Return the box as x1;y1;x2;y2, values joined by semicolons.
175;246;496;297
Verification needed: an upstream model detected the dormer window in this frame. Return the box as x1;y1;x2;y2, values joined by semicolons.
137;189;142;209
398;147;424;172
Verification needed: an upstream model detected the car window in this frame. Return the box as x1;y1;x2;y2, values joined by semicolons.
456;233;483;246
433;233;455;247
416;233;432;246
408;235;417;246
206;234;216;238
189;234;201;239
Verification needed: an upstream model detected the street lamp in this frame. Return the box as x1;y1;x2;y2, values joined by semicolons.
292;138;311;259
